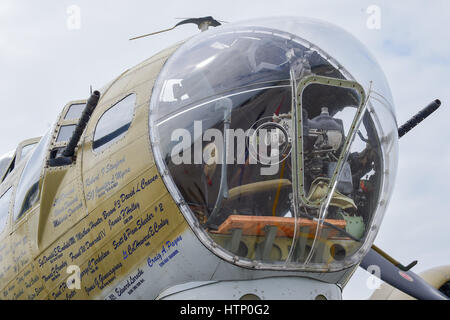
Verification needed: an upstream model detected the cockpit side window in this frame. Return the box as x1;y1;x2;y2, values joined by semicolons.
64;103;86;121
1;155;16;183
56;125;77;143
93;94;136;152
46;100;87;163
0;139;40;183
0;153;13;177
0;188;12;234
13;130;51;222
20;142;38;160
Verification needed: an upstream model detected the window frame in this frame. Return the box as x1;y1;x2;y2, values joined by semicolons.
12;131;51;226
1;137;41;183
0;187;13;236
64;102;87;121
16;137;41;163
91;93;137;154
0;153;16;183
53;100;87;149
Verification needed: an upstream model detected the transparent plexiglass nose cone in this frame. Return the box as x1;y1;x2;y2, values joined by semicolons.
149;16;398;272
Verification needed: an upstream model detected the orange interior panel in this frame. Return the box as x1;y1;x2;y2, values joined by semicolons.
211;215;347;239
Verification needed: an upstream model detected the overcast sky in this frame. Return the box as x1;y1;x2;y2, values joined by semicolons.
1;1;449;299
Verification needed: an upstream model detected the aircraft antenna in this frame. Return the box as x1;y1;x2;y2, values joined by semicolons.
129;16;222;41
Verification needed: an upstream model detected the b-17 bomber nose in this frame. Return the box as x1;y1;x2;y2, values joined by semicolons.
148;17;398;272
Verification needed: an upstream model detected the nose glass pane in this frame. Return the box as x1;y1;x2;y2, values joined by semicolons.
156;85;302;266
289;76;383;269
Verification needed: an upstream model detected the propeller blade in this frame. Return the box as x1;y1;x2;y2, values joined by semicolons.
360;247;448;300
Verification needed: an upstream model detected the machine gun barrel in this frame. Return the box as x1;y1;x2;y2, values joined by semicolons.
63;90;101;157
398;99;441;138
